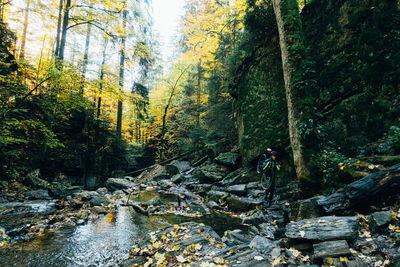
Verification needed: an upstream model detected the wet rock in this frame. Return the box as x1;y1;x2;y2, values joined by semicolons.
106;178;135;191
214;152;240;167
167;160;191;173
78;210;90;221
206;190;228;202
258;223;276;240
157;179;174;189
89;194;109;206
289;196;323;221
96;187;108;195
285;216;360;241
313;240;350;258
227;184;247;196
193;163;230;183
368;211;392;232
26;190;51;200
206;201;219;209
220;168;257;186
249;235;280;259
74;190;99;200
171;174;185;184
48;182;70;198
226;195;262;211
91;206;107;214
135;165;171;183
69;199;84;209
247;189;265;199
190;184;213;194
164;164;179;176
223;229;253;246
144;196;162;206
24;169;48;189
242;209;266;225
355;238;378;254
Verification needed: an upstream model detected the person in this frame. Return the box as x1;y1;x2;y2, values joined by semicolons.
262;148;280;205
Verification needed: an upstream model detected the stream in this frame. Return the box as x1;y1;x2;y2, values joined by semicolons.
0;191;246;266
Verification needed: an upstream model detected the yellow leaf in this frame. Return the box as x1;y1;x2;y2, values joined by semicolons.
392;212;398;221
271;257;281;265
340;256;348;262
326;257;333;265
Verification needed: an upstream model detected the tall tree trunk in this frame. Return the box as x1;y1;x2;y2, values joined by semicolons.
80;22;92;94
116;7;127;139
58;0;71;64
196;61;201;127
19;0;30;60
97;37;108;118
271;0;314;182
82;22;91;76
54;0;64;57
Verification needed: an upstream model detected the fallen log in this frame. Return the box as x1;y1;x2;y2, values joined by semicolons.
317;163;400;214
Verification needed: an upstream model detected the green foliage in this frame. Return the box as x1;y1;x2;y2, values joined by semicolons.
387;126;400;154
313;146;354;194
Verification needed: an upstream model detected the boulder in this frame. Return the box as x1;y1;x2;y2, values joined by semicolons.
171;174;185;184
25;189;51;200
190;184;213;194
214;152;240;167
24;169;48;189
135;165;172;183
144;196;162;206
285;216;360;241
223;229;253;246
91;206;107;214
289;196;323;221
258;223;276;240
96;187;108;195
242;210;267;225
89;194;109;206
157;179;174;189
106;178;135;191
249;235;280;259
227;184;247;196
313;240;351;258
48;182;70;198
226;195;262;211
368;211;392;232
206;190;228;202
206;201;220;209
74;190;100;200
167;160;191;173
193;163;230;184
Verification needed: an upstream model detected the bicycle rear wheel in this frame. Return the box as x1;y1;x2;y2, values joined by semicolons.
261;170;274;190
257;154;267;174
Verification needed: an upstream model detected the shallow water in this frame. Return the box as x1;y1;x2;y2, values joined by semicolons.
0;194;246;266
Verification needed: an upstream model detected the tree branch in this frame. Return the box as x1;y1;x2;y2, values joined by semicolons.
21;76;51;101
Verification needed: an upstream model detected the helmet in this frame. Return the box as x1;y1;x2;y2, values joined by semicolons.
271;151;278;156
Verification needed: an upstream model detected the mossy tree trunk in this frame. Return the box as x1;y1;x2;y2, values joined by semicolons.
272;0;314;182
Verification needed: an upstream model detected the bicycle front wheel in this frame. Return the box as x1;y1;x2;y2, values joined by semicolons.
261;170;273;190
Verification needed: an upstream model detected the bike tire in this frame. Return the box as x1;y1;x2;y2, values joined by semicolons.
261;169;274;190
257;154;267;174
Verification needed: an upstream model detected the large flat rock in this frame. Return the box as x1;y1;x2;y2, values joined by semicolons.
313;240;351;258
285;216;360;241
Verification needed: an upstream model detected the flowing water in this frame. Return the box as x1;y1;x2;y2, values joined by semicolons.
0;191;246;267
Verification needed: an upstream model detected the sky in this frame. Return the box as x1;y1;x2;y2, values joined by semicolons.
151;0;186;65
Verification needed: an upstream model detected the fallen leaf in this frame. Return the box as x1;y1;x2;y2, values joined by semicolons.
176;255;187;263
254;255;264;261
271;257;281;265
299;231;306;237
326;257;333;265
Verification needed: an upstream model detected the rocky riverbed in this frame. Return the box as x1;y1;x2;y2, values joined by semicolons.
1;153;400;266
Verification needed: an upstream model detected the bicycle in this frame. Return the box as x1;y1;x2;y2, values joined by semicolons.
256;154;278;190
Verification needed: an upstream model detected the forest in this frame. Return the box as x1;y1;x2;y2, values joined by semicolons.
0;0;400;266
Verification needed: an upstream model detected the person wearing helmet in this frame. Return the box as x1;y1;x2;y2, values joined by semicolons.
262;148;280;205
